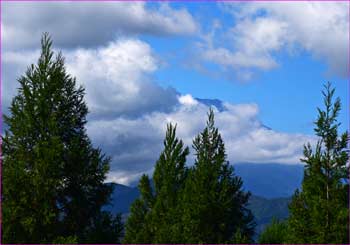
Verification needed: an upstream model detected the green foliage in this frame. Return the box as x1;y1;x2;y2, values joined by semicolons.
52;236;78;244
2;33;121;243
123;174;154;243
123;124;189;243
248;195;291;235
83;212;123;243
180;109;255;243
258;218;288;244
287;82;349;243
124;112;255;243
231;229;251;244
151;124;190;243
9;33;346;245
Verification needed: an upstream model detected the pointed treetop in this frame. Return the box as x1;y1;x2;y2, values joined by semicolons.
207;107;215;129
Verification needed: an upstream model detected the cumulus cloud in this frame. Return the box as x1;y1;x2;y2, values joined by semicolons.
88;95;315;185
2;3;321;186
65;39;179;119
2;2;198;50
179;94;199;106
199;2;349;79
2;50;40;113
201;18;288;71
2;39;179;118
3;40;315;186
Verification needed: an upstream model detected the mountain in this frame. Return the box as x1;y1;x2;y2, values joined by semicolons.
104;163;303;237
234;163;304;198
128;163;304;198
104;183;291;237
196;98;226;112
196;98;272;130
104;183;139;215
248;195;291;235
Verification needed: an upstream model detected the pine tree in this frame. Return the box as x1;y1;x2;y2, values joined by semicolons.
151;124;189;243
288;82;349;243
84;211;123;243
123;124;189;243
258;218;288;244
123;174;154;243
180;108;255;243
2;33;122;243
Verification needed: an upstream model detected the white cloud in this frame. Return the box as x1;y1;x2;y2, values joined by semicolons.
201;2;349;79
178;94;199;106
2;50;40;113
106;170;153;186
3;38;315;186
65;39;179;119
88;99;315;185
201;17;288;71
2;3;322;186
2;2;198;50
202;47;278;70
3;39;179;118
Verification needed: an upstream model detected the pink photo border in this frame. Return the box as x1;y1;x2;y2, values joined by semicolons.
0;0;349;244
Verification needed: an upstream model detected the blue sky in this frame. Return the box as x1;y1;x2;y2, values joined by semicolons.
2;1;349;184
141;3;348;135
152;43;348;134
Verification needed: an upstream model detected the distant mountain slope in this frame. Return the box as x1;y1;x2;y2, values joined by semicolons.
103;183;139;214
104;182;292;237
235;163;304;198
196;98;226;111
196;98;272;130
248;195;291;235
127;163;304;198
107;162;303;210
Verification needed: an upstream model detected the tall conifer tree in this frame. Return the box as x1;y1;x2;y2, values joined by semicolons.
151;124;189;243
2;33;122;243
123;124;189;243
288;83;349;243
258;218;289;244
180;109;255;243
123;174;154;243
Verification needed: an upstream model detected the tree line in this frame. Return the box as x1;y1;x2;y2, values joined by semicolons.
2;34;349;244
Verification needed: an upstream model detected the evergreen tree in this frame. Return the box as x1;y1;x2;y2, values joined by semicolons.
180;108;255;243
123;124;189;243
287;82;349;243
151;124;189;243
2;33;122;243
123;174;154;243
258;218;288;244
83;212;123;243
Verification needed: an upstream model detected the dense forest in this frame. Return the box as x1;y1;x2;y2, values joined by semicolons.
2;34;349;244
